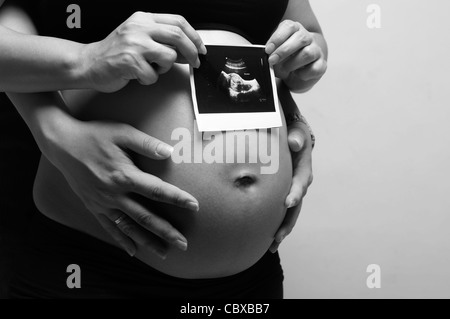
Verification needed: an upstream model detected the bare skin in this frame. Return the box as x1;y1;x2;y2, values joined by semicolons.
0;0;323;260
33;30;293;279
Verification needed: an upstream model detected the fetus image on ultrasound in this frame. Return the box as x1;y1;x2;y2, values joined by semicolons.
218;58;263;103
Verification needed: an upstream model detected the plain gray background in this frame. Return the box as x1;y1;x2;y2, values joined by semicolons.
281;0;450;298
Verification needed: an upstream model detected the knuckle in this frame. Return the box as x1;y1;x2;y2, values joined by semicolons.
173;15;187;28
120;51;138;66
283;19;297;32
142;136;157;153
120;21;140;35
170;26;183;40
100;192;117;207
166;49;178;63
281;19;292;27
119;222;134;237
110;169;134;190
276;46;287;58
149;184;164;201
122;34;142;47
136;213;155;228
304;31;313;43
131;11;146;20
302;46;315;60
299;34;312;48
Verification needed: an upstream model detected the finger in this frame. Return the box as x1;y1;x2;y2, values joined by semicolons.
111;211;169;259
118;197;189;252
119;169;200;212
285;150;313;208
153;14;207;55
130;54;160;85
143;40;178;75
274;200;303;244
265;20;303;55
287;124;307;152
269;240;280;254
269;31;313;66
279;44;320;74
293;58;328;82
95;213;137;257
151;24;200;68
117;125;174;159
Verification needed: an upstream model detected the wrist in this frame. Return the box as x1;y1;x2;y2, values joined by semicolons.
32;102;78;162
71;42;95;90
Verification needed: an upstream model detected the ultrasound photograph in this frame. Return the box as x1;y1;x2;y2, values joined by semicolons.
190;45;282;132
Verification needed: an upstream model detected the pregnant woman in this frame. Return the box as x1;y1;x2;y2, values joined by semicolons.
0;0;327;298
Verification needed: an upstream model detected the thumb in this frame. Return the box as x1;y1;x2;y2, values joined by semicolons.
118;124;174;160
287;125;306;152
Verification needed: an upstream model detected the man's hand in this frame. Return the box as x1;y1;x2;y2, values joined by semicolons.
44;117;200;259
266;20;327;93
79;12;207;93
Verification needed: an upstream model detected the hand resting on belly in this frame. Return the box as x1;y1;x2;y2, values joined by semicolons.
33;30;293;278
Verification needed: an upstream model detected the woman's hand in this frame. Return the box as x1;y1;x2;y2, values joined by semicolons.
270;121;313;253
44;115;199;259
79;12;207;93
265;19;327;93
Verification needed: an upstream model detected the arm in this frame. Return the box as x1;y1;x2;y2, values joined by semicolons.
0;5;206;93
266;0;328;93
0;24;86;92
0;5;201;257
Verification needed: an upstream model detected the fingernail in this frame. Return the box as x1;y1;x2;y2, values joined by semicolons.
286;198;297;208
200;44;207;55
266;43;276;55
126;247;136;257
293;139;302;150
175;239;188;251
269;54;280;66
270;244;280;253
156;145;174;158
276;234;285;244
195;58;201;69
155;249;167;260
186;201;199;212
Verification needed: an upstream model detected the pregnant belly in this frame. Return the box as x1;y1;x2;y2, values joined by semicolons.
33;30;293;278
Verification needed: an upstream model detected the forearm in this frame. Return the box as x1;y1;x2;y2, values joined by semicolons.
6;92;76;159
0;25;88;93
283;32;328;93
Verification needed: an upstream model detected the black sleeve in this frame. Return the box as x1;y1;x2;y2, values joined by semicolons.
4;0;36;12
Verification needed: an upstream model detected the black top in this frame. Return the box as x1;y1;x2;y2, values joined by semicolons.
7;0;289;44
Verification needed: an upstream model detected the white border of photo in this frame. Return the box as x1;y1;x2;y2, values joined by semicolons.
189;44;282;132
